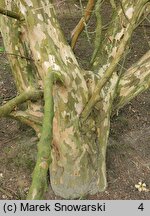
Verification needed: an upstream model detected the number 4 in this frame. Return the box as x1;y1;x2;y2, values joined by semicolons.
138;203;144;211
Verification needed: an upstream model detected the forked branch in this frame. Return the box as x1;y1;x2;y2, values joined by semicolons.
81;1;148;121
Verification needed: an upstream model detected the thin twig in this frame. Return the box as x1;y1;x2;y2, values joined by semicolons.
1;135;20;145
4;52;33;61
0;7;24;21
0;187;13;199
71;0;95;49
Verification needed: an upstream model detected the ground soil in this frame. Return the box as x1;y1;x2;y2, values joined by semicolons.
0;1;150;200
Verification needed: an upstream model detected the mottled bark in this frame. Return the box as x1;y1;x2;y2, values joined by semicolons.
0;0;149;199
114;50;150;111
0;3;43;132
92;0;149;70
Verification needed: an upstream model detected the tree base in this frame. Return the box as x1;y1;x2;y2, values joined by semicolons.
50;168;107;199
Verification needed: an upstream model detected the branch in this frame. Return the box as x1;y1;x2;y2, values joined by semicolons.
16;0;85;89
4;52;33;61
92;0;149;70
27;72;54;200
0;15;38;92
90;0;103;64
71;0;95;49
0;7;24;21
113;50;150;112
81;1;148;121
0;89;43;118
81;24;136;120
135;3;150;29
10;111;42;135
109;0;117;10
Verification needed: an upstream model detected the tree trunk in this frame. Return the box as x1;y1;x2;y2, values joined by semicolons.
50;73;118;198
0;0;149;199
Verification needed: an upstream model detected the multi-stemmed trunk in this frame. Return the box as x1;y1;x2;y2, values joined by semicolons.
0;0;149;199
